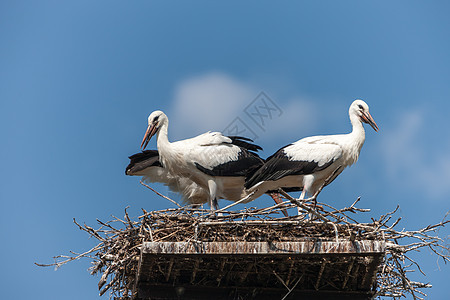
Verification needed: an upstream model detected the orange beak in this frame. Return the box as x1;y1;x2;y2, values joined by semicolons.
361;111;379;132
140;122;159;150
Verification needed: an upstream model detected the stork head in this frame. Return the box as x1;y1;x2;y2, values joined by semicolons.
140;110;167;149
350;100;379;132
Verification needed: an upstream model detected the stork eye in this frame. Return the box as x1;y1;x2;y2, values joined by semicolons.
153;116;160;123
358;104;364;110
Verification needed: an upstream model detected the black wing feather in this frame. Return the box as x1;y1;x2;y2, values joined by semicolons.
195;150;264;178
266;187;303;193
227;136;262;152
125;150;161;175
245;145;334;188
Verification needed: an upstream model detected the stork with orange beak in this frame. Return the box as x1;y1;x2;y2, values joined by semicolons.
245;99;379;214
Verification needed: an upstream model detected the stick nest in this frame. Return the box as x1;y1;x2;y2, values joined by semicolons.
37;188;449;300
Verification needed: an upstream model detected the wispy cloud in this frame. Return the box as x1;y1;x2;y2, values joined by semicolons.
380;110;450;199
169;71;318;142
170;72;255;138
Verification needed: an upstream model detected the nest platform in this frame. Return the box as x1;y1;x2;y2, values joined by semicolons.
38;191;449;300
136;239;385;300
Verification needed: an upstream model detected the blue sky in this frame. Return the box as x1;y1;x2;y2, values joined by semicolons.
1;1;449;299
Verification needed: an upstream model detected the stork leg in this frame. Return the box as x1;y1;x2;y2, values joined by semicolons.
207;179;221;216
297;189;307;215
211;198;219;211
298;189;322;219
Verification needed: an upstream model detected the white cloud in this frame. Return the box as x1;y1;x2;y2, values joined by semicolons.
380;110;450;199
169;71;318;142
170;72;256;138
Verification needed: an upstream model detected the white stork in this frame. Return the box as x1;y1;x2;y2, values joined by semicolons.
139;110;268;211
125;149;287;215
126;148;288;216
245;100;379;212
125;150;209;205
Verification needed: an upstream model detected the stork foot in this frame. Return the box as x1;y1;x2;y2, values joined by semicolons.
296;201;324;217
188;204;201;210
207;211;223;219
207;214;218;220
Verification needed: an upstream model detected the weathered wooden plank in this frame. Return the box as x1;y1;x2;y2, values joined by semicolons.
136;240;385;299
315;260;327;290
342;256;355;289
141;240;385;255
190;259;200;284
165;258;174;282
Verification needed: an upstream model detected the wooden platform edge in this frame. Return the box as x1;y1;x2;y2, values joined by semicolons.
141;240;386;255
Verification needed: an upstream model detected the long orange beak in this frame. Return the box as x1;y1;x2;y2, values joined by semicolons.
361;111;379;132
140;123;159;150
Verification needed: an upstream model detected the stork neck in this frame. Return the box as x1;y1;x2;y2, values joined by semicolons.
349;113;366;151
156;122;171;151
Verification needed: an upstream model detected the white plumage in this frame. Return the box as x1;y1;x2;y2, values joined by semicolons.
125;150;209;205
139;110;265;210
245;100;379;211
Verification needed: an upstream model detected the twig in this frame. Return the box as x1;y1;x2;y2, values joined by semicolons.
140;180;182;208
210;191;255;215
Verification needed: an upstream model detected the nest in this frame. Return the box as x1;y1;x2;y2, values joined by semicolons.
37;183;449;300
